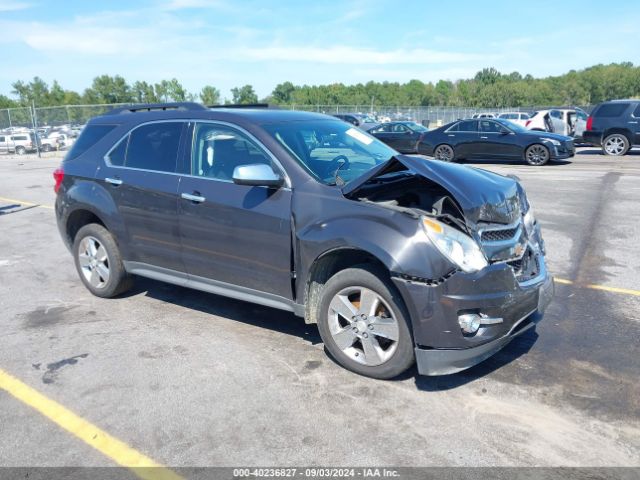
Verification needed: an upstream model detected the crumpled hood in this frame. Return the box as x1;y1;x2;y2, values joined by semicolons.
343;155;522;225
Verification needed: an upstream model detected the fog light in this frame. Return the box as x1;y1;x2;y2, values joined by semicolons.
458;313;481;334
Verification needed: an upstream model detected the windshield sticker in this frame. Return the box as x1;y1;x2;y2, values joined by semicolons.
346;128;373;145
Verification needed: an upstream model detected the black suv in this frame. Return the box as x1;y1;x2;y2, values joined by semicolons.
54;103;553;379
583;100;640;155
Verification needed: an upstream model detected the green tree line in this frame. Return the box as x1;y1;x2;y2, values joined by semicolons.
1;62;639;110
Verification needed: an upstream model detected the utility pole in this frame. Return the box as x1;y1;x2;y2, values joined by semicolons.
31;100;41;158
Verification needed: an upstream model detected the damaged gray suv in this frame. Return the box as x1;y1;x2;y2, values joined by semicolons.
54;103;554;379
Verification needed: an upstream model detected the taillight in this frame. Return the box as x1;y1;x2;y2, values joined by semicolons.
586;115;593;131
525;120;531;128
53;167;64;193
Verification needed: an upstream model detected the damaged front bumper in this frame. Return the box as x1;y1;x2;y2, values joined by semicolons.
392;253;554;376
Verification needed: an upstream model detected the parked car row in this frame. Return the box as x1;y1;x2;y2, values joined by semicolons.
368;118;575;166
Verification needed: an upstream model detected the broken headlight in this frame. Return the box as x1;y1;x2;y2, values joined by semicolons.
523;207;536;235
422;217;488;273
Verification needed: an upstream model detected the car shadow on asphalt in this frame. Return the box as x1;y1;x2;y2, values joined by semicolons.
130;277;323;346
128;277;538;388
458;158;573;167
576;148;639;156
412;329;539;391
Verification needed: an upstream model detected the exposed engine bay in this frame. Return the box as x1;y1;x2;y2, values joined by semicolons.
343;155;543;274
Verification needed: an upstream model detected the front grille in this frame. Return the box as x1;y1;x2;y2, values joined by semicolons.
481;226;518;242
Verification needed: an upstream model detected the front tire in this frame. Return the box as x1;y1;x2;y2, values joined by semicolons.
602;134;630;156
316;265;415;379
433;144;455;162
72;223;132;298
525;144;550;166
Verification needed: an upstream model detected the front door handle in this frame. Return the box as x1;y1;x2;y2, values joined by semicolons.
105;177;122;186
629;121;638;124
480;136;488;139
181;192;206;203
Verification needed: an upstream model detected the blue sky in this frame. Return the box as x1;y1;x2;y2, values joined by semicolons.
0;0;638;101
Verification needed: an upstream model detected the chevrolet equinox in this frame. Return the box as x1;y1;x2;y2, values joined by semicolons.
54;103;554;379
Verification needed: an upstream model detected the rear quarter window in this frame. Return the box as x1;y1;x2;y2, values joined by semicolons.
595;103;630;118
633;104;640;117
65;125;116;160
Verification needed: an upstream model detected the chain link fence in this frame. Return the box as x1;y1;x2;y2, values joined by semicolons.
0;103;595;132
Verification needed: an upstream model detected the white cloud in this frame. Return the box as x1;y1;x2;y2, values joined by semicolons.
0;0;31;11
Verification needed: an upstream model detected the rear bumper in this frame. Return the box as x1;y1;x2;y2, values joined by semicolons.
582;130;602;146
392;254;554;376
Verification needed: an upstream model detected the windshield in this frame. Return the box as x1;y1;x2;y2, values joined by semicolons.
263;119;396;185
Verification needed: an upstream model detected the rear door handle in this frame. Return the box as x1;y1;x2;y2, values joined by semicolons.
181;192;206;203
480;136;488;139
105;177;122;186
629;121;638;124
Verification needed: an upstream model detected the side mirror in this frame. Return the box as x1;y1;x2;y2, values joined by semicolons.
500;130;511;135
232;163;284;188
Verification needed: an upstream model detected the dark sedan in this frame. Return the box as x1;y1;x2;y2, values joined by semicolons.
418;118;575;166
367;121;428;153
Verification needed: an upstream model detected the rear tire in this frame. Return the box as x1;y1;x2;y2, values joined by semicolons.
72;223;132;298
433;144;455;162
42;144;51;152
15;146;26;155
602;134;630;156
316;264;415;379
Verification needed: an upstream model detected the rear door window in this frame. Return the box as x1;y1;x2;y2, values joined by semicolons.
596;103;630;117
456;120;478;132
125;122;183;173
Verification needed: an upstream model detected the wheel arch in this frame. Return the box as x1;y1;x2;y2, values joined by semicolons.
303;247;390;324
65;208;108;247
603;128;633;143
59;180;127;253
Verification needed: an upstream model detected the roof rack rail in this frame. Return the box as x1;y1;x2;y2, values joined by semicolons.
208;103;273;109
105;102;207;115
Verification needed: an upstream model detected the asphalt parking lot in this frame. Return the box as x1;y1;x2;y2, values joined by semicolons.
0;148;639;470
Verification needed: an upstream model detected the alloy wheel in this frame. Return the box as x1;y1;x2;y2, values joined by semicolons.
78;236;110;289
604;135;626;155
526;145;549;165
434;144;454;162
327;286;399;366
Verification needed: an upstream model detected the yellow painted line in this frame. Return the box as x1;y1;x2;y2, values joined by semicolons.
555;277;640;297
0;368;183;480
0;195;54;210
